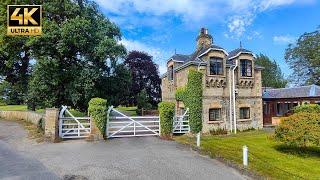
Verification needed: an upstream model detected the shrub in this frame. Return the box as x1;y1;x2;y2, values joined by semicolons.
88;98;108;136
158;101;175;138
209;128;227;135
293;104;320;114
275;112;320;147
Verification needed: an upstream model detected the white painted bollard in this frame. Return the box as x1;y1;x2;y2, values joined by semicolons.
196;132;200;147
243;145;248;167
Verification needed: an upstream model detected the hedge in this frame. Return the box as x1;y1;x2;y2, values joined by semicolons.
158;101;175;137
175;69;203;133
88;98;108;136
275;112;320;147
293;104;320;114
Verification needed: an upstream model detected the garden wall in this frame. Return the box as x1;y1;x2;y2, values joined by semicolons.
0;110;44;126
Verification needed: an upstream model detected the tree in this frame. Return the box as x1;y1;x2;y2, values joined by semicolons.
124;51;161;107
0;0;39;104
255;54;287;88
136;89;152;110
26;0;126;111
285;28;320;85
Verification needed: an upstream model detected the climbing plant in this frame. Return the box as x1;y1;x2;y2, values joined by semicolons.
175;69;203;133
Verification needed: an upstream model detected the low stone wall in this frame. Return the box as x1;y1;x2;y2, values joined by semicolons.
0;110;44;126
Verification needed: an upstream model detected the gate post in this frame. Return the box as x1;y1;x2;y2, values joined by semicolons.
44;108;61;143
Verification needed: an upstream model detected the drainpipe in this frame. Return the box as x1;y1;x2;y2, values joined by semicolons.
232;60;238;134
229;67;233;133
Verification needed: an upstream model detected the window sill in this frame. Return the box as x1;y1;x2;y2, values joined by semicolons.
208;120;224;124
239;76;253;79
237;119;252;122
207;75;226;77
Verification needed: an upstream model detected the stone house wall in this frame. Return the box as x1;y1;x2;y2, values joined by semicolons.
161;52;263;133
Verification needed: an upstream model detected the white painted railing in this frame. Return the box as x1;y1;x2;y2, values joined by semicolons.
107;107;160;138
173;108;190;134
59;106;91;139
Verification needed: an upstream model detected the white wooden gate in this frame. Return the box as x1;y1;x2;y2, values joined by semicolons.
173;108;190;134
59;106;91;139
107;107;160;138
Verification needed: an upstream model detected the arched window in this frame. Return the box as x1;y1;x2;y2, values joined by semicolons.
240;59;252;77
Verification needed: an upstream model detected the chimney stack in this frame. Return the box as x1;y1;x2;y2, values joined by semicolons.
196;27;213;50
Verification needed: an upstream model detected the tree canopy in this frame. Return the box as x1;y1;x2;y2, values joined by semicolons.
1;0;131;111
124;51;161;107
285;28;320;85
255;54;287;88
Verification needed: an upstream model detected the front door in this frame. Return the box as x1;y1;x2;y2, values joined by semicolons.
263;102;272;125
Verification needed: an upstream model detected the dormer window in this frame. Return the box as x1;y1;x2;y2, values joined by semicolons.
209;57;223;75
168;65;174;81
240;59;252;77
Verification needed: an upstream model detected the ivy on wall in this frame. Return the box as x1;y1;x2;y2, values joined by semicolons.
175;69;203;133
88;98;108;136
158;101;175;138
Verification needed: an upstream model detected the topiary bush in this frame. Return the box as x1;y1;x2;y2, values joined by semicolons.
185;70;203;133
275;112;320;147
88;98;108;136
293;104;320;114
158;101;175;138
175;70;203;134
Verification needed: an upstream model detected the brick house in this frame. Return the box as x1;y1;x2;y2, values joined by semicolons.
161;28;264;133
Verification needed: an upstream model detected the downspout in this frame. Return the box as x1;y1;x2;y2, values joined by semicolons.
232;60;238;134
228;67;233;133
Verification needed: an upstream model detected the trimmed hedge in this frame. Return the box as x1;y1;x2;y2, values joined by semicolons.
175;69;203;133
294;104;320;114
88;98;108;136
158;101;175;137
275;112;320;147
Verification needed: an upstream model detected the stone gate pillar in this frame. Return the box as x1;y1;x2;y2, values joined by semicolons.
44;108;60;143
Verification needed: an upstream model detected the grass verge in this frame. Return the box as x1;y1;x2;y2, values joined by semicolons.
0;105;86;117
174;131;320;179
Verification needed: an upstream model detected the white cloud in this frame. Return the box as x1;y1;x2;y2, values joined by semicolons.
273;35;296;44
96;0;313;38
120;38;170;74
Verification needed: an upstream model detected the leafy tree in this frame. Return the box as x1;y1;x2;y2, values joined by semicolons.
255;54;287;88
137;89;152;110
26;0;126;111
285;28;320;85
124;51;161;107
0;0;40;104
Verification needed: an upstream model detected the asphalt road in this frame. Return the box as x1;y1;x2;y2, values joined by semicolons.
0;120;248;180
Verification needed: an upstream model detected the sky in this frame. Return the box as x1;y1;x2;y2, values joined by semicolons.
95;0;320;76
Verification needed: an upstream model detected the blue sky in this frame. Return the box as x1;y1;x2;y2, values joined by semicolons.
95;0;320;76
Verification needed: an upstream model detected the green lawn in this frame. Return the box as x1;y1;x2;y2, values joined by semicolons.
115;106;137;116
0;105;29;111
175;131;320;179
0;105;86;117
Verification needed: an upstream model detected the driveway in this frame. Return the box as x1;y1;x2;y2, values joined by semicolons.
0;120;248;180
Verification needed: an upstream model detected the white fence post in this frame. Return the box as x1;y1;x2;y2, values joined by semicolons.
243;145;248;167
196;132;200;147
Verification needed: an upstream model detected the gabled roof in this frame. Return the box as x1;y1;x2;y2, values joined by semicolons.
262;84;320;99
228;48;253;60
